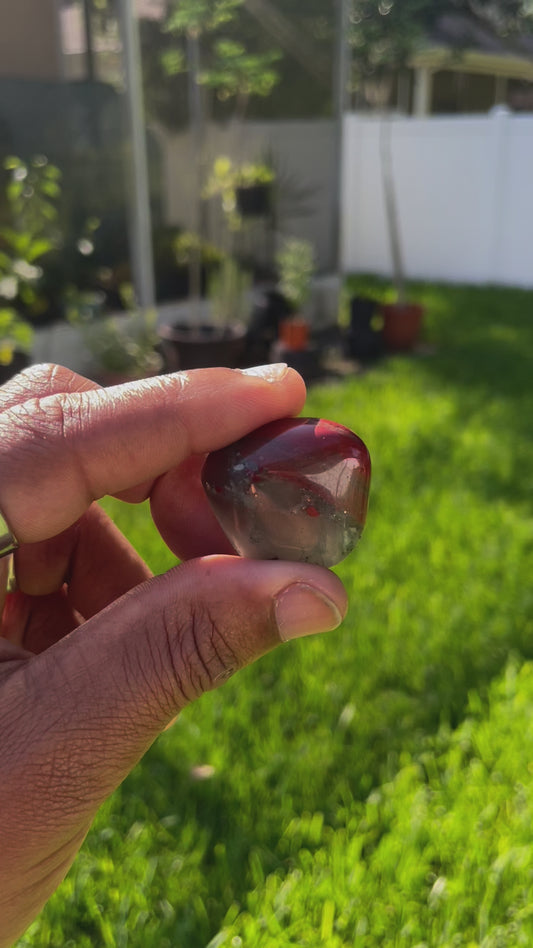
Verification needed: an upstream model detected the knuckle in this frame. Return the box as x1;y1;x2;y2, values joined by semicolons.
0;396;62;471
0;390;93;510
2;393;77;461
161;600;240;708
20;362;67;389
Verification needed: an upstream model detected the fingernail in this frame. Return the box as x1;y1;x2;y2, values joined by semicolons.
275;583;344;642
239;363;288;382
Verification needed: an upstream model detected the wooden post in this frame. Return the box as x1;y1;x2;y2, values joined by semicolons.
413;67;433;116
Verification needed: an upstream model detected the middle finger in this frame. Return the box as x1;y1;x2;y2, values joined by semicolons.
14;503;151;618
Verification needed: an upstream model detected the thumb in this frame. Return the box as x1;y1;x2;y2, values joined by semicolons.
2;556;346;897
26;557;346;796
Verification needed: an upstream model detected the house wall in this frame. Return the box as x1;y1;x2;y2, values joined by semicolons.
0;0;62;80
156;120;338;272
341;110;533;287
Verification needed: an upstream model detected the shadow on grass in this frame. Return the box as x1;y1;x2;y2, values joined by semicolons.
414;282;532;392
372;282;533;509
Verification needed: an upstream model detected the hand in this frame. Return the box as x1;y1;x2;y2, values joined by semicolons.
0;363;347;946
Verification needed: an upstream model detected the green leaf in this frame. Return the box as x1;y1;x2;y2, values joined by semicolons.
25;239;54;263
160;47;186;75
39;180;61;200
3;156;23;171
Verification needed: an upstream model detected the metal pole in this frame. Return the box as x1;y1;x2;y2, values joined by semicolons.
82;0;96;81
118;0;156;310
332;0;350;276
186;31;204;316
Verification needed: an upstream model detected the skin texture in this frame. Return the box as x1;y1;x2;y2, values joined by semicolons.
0;363;348;946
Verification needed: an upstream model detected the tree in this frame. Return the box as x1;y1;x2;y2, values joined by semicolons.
139;0;336;129
349;0;533;93
157;0;281;127
347;0;533;303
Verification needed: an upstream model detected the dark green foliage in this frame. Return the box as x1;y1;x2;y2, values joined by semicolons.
18;281;533;946
350;0;533;82
141;0;335;127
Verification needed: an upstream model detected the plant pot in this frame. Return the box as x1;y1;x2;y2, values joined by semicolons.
270;340;322;382
380;302;424;352
245;288;293;365
278;317;309;352
157;321;248;371
236;184;271;218
347;296;384;361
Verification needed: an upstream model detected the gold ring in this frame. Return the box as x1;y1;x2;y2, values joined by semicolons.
0;510;18;559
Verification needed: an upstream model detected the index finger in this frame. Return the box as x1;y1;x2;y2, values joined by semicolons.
0;364;306;544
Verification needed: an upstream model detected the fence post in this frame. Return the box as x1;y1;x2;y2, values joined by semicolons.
487;106;510;284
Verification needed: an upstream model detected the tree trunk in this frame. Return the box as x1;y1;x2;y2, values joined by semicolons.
380;115;405;304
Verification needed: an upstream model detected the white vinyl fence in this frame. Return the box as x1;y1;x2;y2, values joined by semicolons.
341;110;533;288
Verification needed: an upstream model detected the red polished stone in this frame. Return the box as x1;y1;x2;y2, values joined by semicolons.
202;417;371;567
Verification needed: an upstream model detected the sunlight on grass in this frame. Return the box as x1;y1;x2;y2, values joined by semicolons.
18;282;533;947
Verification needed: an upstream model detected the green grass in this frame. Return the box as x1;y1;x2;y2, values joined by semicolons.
18;281;533;946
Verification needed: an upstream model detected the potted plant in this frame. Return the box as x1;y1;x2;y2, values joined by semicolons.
157;255;250;371
377;118;424;351
348;11;430;352
161;5;280;330
173;230;225;300
235;163;274;218
276;237;315;351
272;237;322;380
67;288;162;386
203;157;275;229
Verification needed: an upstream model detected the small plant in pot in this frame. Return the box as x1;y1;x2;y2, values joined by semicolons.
276;237;315;351
203;157;275;229
379;141;424;353
173;230;225;301
158;256;251;371
235;163;274;219
67;286;162;386
273;237;322;380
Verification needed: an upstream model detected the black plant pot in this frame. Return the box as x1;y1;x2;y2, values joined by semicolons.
245;289;293;364
158;321;248;371
236;184;271;218
270;340;322;383
346;296;384;361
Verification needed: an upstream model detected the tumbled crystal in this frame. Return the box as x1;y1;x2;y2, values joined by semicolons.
202;417;371;567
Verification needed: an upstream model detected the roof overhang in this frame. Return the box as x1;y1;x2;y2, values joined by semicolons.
409;46;533;83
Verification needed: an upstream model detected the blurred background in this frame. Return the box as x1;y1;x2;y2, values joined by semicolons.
5;3;533;946
1;0;533;382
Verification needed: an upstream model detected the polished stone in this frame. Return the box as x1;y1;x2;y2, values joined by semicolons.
202;417;371;567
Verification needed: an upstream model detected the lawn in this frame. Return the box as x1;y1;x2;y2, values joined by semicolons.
17;280;533;947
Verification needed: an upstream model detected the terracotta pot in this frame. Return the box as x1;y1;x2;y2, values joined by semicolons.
158;322;247;371
380;302;424;352
278;317;309;352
